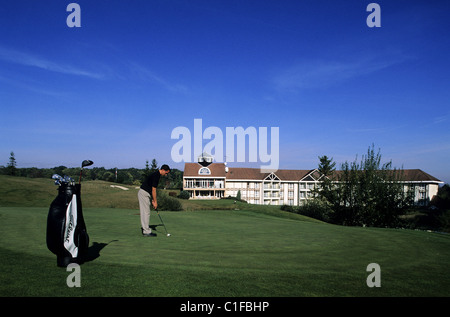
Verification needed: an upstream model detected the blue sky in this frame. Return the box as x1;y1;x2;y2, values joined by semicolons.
1;0;449;183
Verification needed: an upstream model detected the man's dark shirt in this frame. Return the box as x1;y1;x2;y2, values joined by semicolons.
141;170;161;195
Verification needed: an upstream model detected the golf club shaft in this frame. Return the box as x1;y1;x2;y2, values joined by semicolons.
155;208;169;234
78;160;94;184
78;168;83;184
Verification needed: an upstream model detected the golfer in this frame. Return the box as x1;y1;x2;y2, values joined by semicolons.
138;164;170;237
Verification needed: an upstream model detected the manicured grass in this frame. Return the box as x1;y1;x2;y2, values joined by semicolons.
1;206;450;297
1;175;450;297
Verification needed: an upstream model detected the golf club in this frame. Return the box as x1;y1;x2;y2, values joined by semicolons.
155;208;171;237
78;160;94;184
63;175;74;185
52;174;75;186
52;174;62;182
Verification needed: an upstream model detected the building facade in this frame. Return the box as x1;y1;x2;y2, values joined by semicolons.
183;163;443;206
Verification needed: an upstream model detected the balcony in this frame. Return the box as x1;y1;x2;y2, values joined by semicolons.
263;184;280;190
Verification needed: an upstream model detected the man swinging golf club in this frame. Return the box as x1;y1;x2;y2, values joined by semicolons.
138;164;170;237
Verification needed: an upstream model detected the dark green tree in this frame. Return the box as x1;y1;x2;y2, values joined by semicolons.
150;159;158;173
7;151;17;176
432;184;450;210
142;160;151;182
318;155;336;177
317;155;336;203
141;159;158;183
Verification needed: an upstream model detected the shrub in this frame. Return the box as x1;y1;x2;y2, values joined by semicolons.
297;198;333;222
177;190;190;200
156;190;183;211
280;204;295;212
221;196;247;203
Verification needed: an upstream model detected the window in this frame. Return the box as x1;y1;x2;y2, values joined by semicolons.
198;167;211;175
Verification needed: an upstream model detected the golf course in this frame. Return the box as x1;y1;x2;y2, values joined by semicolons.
1;175;449;297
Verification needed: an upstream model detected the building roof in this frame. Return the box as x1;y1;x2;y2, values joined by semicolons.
183;163;442;183
225;167;269;180
399;169;442;182
329;168;442;183
184;163;227;178
267;169;320;181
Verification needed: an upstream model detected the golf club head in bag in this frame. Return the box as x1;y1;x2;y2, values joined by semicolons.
79;160;94;184
46;183;89;267
82;160;94;168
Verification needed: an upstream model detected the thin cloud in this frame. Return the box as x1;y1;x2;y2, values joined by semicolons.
432;114;449;125
0;46;103;79
346;123;409;134
127;61;188;93
0;74;67;97
273;54;408;92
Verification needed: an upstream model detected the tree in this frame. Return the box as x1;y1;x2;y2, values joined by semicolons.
141;159;158;183
150;159;158;173
53;165;67;176
316;145;414;227
333;145;413;227
431;184;450;210
142;160;151;182
102;171;115;182
318;155;336;177
317;155;336;202
7;151;17;176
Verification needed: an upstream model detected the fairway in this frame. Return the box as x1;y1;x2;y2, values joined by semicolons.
1;206;450;297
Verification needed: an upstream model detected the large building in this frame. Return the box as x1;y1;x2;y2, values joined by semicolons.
183;162;443;206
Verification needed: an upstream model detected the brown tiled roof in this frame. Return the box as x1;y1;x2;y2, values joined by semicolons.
401;169;442;182
272;169;313;181
183;163;227;177
329;169;442;183
184;163;316;181
183;164;442;183
226;167;269;180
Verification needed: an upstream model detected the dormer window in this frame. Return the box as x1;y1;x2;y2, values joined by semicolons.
198;167;211;175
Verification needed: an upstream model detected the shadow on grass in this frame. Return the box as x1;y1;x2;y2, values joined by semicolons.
86;240;118;262
149;224;163;231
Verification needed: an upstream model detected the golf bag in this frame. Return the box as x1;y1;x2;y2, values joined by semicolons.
46;183;89;267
